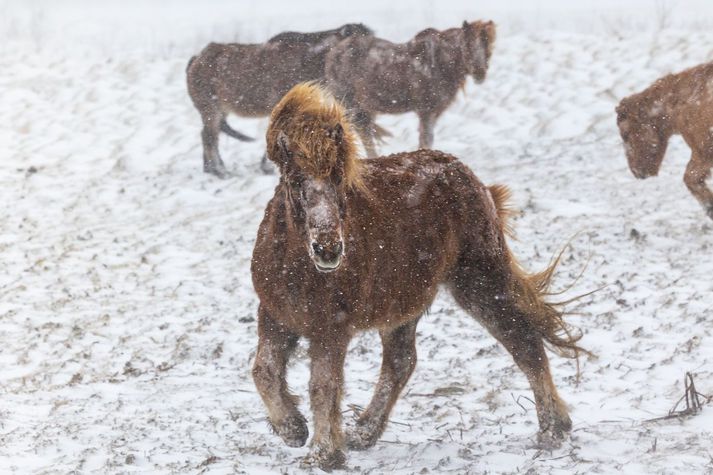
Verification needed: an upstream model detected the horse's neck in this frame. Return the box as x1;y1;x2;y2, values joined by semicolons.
653;69;711;135
427;36;468;82
648;82;683;136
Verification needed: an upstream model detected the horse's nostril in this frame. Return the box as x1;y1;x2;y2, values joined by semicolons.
312;242;323;255
334;242;343;255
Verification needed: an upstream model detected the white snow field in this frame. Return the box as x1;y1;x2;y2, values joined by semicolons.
1;1;712;473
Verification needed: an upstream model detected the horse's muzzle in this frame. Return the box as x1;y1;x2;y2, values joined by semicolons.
311;240;344;273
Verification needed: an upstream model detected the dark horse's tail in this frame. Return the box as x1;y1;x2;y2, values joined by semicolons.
220;120;255;142
489;184;588;360
373;123;392;142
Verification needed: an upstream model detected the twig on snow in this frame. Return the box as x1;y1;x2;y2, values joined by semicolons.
645;372;711;423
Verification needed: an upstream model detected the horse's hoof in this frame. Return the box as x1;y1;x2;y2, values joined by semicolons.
204;161;230;179
536;428;566;449
345;422;380;451
535;411;571;449
273;414;308;448
260;161;276;175
536;419;571;449
301;447;346;472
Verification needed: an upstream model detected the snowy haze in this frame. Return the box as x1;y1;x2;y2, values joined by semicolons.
1;1;713;474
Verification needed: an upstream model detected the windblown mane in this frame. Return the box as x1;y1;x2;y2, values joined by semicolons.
266;82;365;191
477;20;497;59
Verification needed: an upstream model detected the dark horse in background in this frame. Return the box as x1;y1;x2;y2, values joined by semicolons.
250;83;586;470
186;23;372;177
616;61;713;220
325;21;496;157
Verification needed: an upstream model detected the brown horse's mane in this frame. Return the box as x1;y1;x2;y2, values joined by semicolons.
266;82;365;191
620;62;713;120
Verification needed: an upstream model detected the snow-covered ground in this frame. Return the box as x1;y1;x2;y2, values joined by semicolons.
1;1;712;473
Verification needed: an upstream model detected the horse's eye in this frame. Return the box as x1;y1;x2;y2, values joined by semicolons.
291;180;307;199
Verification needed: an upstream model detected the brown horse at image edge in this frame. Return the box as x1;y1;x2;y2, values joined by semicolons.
250;82;587;470
617;61;713;220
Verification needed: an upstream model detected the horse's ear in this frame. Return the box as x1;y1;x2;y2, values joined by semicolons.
615;104;626;119
462;20;469;30
276;130;292;163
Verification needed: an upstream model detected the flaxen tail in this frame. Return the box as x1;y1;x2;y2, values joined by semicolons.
489;184;588;360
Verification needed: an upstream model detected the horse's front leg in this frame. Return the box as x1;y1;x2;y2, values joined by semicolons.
251;306;307;447
683;153;713;220
347;318;419;450
302;336;349;471
417;110;438;149
352;109;379;158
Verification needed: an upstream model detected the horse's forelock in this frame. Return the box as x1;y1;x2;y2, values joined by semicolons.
267;83;364;190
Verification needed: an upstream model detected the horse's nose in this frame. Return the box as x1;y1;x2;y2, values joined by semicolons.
310;240;344;272
312;241;343;260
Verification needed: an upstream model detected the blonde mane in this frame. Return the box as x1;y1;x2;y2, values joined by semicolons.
266;82;365;191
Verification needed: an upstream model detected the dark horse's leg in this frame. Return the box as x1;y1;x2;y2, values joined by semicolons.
346;319;419;450
417;110;438;149
683;153;713;220
252;306;307;447
449;267;572;447
200;112;229;178
302;336;350;470
260;152;275;174
352;109;379;158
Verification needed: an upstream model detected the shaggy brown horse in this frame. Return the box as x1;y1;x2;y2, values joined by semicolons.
251;83;584;470
616;61;713;220
324;20;496;157
186;23;372;177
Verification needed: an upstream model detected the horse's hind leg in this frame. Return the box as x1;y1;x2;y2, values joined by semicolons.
450;278;571;446
346;318;419;450
200;112;229;178
252;306;308;447
683;153;713;220
303;336;350;470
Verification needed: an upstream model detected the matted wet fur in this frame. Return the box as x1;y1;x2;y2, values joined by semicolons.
186;23;372;177
251;83;585;470
324;20;496;157
616;61;713;220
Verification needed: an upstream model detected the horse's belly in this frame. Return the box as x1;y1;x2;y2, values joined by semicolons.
350;286;438;331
